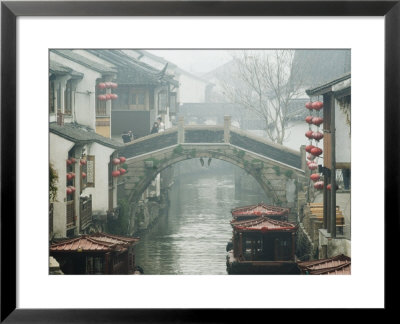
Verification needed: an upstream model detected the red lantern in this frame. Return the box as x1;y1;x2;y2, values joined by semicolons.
312;117;324;126
327;184;338;190
112;158;120;165
314;181;324;190
80;159;87;166
112;170;120;177
66;187;72;195
312;101;324;110
119;168;126;175
97;82;106;90
105;94;112;100
69;186;76;193
305;130;314;139
81;172;87;178
305;145;315;153
105;82;112;88
306;160;312;166
312;131;324;141
310;147;323;156
305;102;313;110
98;94;107;101
305;116;314;124
110;82;118;89
310;173;320;182
67;173;73;181
307;154;316;161
70;157;76;163
110;93;118;100
119;156;126;163
66;159;72;165
308;162;318;170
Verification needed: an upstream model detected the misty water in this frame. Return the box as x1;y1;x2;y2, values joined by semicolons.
134;161;271;275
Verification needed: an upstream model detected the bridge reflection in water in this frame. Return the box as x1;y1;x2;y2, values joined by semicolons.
134;160;270;275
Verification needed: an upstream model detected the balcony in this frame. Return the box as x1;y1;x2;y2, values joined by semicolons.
80;195;92;230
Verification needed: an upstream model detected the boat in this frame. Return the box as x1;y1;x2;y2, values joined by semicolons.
226;216;300;274
230;202;290;222
297;254;351;275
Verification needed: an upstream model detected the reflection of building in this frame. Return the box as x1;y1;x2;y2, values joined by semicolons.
305;72;351;257
50;233;140;274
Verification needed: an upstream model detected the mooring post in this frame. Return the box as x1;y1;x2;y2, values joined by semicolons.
224;115;231;143
178;116;184;144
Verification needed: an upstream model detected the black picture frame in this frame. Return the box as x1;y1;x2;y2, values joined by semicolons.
1;0;398;322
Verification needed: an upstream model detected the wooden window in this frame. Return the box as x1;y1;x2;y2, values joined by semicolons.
129;89;147;110
137;93;145;105
85;155;95;187
56;82;62;111
158;91;167;112
95;80;107;116
49;80;55;113
80;160;87;192
64;79;73;115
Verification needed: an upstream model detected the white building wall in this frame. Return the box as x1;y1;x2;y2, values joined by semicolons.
50;52;104;129
49;133;75;238
83;142;115;214
335;101;351;164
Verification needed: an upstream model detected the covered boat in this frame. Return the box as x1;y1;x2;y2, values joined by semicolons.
230;203;290;221
226;217;299;274
50;232;140;274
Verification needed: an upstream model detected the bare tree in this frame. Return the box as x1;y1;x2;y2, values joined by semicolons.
221;50;304;144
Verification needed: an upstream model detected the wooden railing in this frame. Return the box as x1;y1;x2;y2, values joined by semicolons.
80;195;92;230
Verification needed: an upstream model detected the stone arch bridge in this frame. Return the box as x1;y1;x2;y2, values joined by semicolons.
119;117;307;217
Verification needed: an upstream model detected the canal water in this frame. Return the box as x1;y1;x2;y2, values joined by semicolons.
134;161;270;275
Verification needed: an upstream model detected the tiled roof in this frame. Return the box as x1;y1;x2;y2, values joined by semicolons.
50;233;139;253
305;72;351;97
49;122;124;149
231;217;297;232
231;203;289;218
297;254;351;275
51;49;118;74
49;60;83;78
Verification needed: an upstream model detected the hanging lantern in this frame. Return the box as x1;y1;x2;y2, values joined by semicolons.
312;101;324;110
69;186;76;193
70;157;76;163
81;172;87;178
119;156;126;163
305;116;314;124
110;93;118;100
314;181;324;190
312;131;324;141
105;94;112;100
98;94;107;101
112;170;120;177
310;173;320;182
306;160;312;166
110;82;118;89
119;168;126;175
66;159;72;165
67;173;73;181
308;162;318;170
327;184;339;190
105;82;112;88
97;82;106;90
305;130;314;139
312;117;324;126
305;102;313;110
307;154;316;161
311;147;323;156
66;187;73;195
112;158;120;165
80;159;87;166
305;145;315;153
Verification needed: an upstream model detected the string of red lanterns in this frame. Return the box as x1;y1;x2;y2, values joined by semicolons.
304;98;324;190
97;82;118;101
